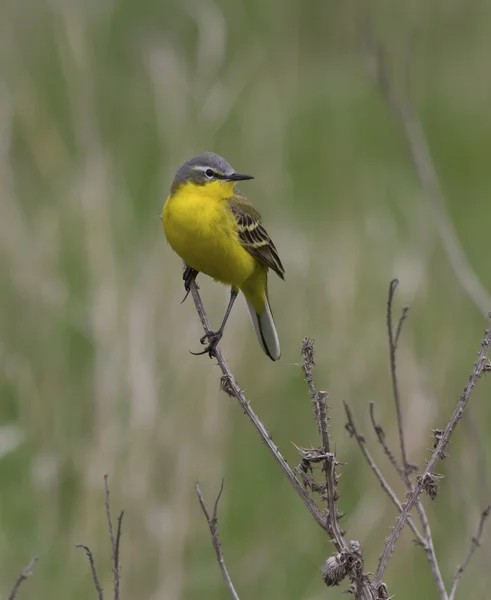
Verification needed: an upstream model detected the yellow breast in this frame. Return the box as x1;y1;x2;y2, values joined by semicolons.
162;181;257;286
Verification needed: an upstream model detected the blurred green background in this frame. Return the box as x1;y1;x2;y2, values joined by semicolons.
1;0;490;598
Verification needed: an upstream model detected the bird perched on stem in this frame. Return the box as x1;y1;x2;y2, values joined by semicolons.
162;152;285;360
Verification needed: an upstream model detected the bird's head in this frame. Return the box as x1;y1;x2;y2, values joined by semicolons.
171;152;254;197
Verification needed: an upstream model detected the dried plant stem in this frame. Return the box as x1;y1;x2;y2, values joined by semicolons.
369;402;403;479
374;324;491;587
189;281;327;531
76;545;104;600
196;481;240;600
416;507;447;600
7;557;38;600
318;391;345;550
386;279;410;478
190;286;376;599
77;476;124;600
104;474;124;600
377;282;446;599
448;505;491;600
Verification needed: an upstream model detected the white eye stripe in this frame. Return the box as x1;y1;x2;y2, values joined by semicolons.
195;166;215;175
194;165;226;179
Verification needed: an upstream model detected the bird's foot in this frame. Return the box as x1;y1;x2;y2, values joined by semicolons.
190;331;223;358
181;266;199;304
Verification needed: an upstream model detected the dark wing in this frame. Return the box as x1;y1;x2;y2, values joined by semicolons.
229;197;285;280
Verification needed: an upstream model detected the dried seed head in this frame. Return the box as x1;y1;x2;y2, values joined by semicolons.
300;337;315;368
321;552;347;586
376;582;390;599
418;472;441;500
220;375;234;397
432;428;448;459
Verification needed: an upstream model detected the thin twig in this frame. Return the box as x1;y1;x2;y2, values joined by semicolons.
189;281;327;531
114;510;125;600
448;505;491;600
344;403;425;546
104;474;116;555
104;474;124;600
7;557;38;600
386;279;411;479
416;506;447;600
76;545;104;600
369;401;404;479
196;481;240;600
377;284;447;598
374;323;491;587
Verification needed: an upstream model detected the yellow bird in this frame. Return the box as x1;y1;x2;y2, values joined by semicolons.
162;152;285;360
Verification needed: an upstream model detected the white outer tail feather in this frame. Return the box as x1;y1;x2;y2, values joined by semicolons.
245;297;280;361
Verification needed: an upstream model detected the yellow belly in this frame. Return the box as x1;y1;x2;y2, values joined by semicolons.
162;186;257;287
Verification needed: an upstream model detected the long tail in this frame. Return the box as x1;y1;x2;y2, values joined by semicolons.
245;295;280;361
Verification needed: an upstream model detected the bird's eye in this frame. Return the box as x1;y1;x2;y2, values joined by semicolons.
205;168;215;179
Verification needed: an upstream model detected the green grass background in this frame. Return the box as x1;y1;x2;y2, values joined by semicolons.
1;0;490;598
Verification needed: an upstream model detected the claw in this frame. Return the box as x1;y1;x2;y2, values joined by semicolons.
180;289;191;304
190;331;223;358
181;266;199;304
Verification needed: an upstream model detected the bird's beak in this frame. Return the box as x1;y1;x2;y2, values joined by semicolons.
228;172;254;181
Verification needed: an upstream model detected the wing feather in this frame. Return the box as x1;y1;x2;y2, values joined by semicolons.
228;197;285;280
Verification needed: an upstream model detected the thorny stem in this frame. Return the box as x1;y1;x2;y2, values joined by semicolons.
318;391;346;552
189;281;327;530
300;337;320;422
190;283;376;599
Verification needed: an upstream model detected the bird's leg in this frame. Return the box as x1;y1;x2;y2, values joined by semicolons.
181;264;199;304
191;288;239;358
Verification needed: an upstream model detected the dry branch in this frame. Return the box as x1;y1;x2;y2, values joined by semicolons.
386;279;412;479
190;271;490;599
448;505;491;600
382;282;446;598
189;280;327;531
104;474;124;600
189;283;376;598
7;557;38;600
76;545;104;600
196;481;240;600
374;321;491;588
77;475;124;600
